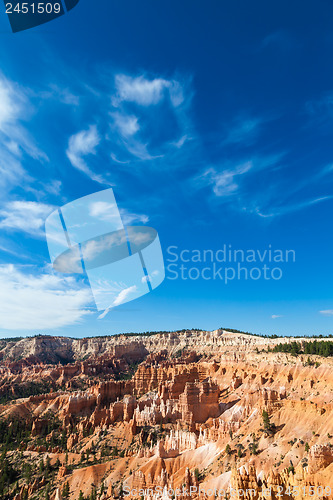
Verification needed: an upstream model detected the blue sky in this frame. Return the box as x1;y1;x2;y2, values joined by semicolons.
0;0;333;337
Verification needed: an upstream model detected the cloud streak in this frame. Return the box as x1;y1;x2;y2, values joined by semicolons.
98;285;138;319
66;125;109;185
0;200;54;237
319;310;333;317
199;162;252;197
0;265;92;330
113;75;184;107
195;149;333;218
255;196;333;218
108;73;190;162
0;75;48;193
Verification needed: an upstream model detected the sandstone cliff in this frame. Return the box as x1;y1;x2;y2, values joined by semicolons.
1;330;333;500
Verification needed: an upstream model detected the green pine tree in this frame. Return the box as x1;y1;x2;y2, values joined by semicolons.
62;481;70;499
262;409;275;434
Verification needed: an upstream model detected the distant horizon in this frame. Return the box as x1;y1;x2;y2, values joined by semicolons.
1;325;332;341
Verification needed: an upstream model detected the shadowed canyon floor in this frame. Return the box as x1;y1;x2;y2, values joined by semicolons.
0;329;333;500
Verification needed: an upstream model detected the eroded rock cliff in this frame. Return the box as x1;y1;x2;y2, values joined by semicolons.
1;329;333;500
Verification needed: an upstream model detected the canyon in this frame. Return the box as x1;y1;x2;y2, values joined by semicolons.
0;329;332;500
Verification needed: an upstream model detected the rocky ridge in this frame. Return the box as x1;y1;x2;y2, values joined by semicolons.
1;329;328;364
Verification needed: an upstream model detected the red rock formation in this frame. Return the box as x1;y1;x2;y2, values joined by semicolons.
2;330;333;500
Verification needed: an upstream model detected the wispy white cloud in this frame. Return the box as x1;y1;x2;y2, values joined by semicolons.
40;84;80;106
198;162;252;197
0;264;92;330
172;135;189;149
168;80;185;107
107;73;191;163
113;285;137;306
0;148;29;190
67;124;100;171
0;243;22;259
89;200;119;221
0;79;20;130
88;201;149;226
98;285;137;319
111;112;140;137
195;152;333;218
123;139;158;161
196;155;283;200
113;75;184;107
44;179;62;196
271;314;283;319
0;75;48;192
319;310;333;316
110;152;129;164
141;270;159;284
120;209;149;225
66;125;109;185
255;196;333;218
0;77;47;162
0;200;54;237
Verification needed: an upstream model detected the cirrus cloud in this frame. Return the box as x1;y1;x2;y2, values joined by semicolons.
66;125;109;185
0;200;54;237
319;310;333;317
113;74;184;107
0;265;92;330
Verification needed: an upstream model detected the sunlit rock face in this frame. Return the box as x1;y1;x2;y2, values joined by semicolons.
1;329;333;499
